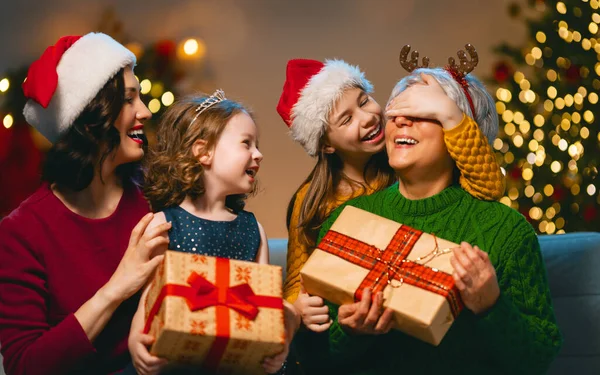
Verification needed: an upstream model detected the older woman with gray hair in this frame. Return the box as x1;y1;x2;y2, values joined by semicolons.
294;45;562;375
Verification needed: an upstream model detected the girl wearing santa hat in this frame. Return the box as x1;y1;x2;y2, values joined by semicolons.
276;57;505;335
0;33;169;374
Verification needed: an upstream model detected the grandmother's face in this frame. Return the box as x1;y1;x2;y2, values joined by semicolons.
385;87;454;175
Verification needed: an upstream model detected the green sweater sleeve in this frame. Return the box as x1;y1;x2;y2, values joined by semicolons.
476;220;563;374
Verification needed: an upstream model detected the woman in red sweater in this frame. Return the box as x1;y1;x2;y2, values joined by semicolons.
0;33;170;375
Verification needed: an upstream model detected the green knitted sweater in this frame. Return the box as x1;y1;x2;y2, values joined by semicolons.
294;182;562;375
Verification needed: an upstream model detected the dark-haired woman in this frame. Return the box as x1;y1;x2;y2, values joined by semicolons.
0;33;170;375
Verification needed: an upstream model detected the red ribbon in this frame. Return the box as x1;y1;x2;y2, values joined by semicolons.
445;65;476;119
143;257;283;370
318;227;463;317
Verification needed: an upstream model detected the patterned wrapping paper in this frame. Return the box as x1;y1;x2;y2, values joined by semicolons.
300;206;464;346
144;251;285;374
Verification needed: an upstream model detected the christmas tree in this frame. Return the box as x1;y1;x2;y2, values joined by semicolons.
493;0;600;233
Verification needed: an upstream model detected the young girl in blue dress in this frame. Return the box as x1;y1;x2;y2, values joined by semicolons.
127;90;297;375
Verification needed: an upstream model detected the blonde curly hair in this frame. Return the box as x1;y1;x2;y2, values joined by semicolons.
143;94;256;212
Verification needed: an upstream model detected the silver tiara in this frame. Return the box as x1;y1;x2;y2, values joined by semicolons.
190;89;227;125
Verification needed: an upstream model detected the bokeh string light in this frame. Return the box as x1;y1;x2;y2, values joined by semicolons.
494;0;599;233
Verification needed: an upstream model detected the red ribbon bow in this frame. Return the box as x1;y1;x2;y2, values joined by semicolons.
143;257;283;371
143;269;281;334
181;272;260;320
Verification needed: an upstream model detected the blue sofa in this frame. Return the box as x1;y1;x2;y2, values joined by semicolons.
267;232;600;375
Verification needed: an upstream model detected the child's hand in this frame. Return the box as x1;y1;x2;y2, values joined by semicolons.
128;296;168;375
262;345;288;374
128;331;168;375
293;285;332;332
262;300;299;374
385;73;464;130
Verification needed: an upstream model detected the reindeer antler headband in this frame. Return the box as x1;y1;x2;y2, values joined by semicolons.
399;44;478;117
399;45;430;72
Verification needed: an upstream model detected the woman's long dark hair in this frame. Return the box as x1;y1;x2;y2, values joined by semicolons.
41;68;140;190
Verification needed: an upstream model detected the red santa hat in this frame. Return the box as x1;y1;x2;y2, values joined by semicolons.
23;32;136;143
276;58;373;157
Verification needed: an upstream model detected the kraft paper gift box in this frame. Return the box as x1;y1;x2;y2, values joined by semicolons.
144;250;285;374
300;205;464;346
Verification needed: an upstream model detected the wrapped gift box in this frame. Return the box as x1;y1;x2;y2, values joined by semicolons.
144;250;285;374
300;205;463;346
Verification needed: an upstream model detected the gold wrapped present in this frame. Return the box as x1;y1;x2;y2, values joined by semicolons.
300;206;463;346
144;251;285;374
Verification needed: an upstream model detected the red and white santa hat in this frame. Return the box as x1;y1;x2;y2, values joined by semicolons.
276;58;373;157
23;32;136;143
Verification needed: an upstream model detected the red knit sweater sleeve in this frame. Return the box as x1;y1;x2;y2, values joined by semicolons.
0;213;96;375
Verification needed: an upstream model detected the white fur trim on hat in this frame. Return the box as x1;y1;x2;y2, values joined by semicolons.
290;59;373;157
23;32;136;143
